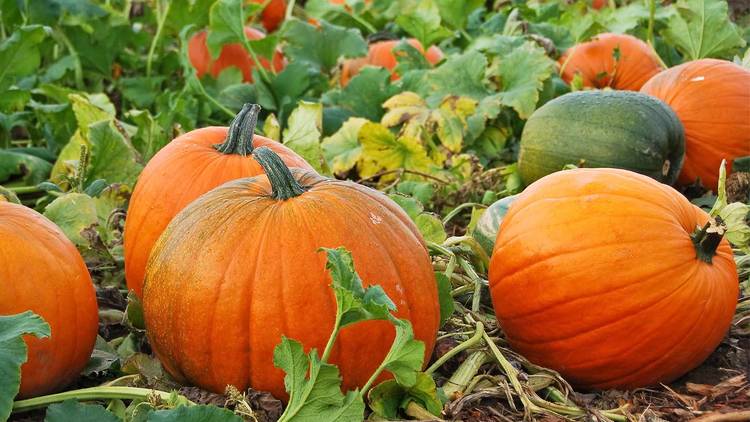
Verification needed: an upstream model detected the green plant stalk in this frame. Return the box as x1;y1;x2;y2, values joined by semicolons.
442;203;485;225
646;0;668;68
12;387;193;414
458;257;484;313
184;83;235;119
146;0;172;77
404;401;438;419
51;28;84;89
440;350;491;399
443;236;489;269
426;321;484;375
321;309;342;363
7;185;43;195
284;0;296;21
482;331;539;416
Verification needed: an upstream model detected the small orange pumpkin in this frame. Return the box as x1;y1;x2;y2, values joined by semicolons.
559;33;663;91
0;202;99;398
248;0;286;32
489;168;738;390
341;39;444;86
640;59;750;192
124;105;312;298
188;26;285;82
143;147;440;400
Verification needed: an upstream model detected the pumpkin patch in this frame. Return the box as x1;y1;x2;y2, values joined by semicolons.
1;0;748;421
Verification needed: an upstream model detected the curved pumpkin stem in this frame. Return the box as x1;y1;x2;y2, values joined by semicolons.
252;146;307;200
214;103;261;156
692;216;726;264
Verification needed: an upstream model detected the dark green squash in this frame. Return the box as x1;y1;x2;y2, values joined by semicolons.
473;194;519;255
518;90;685;186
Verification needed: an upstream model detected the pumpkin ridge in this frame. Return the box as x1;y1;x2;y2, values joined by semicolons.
495;249;695;323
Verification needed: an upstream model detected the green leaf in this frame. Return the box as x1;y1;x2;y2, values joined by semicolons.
662;0;746;60
0;25;49;94
395;0;452;48
358;122;435;178
388;193;424;220
282;101;330;175
0;149;53;187
274;338;366;422
322;67;397;121
206;0;250;59
0;311;50;421
368;372;442;419
434;272;454;327
45;399;120;422
86;121;143;186
43;192;98;247
491;42;554;119
379;319;425;388
395;181;434;204
127;109;169;162
435;0;483;30
282;19;367;73
120;77;166;109
415;213;447;243
323;247;395;327
147;404;243;422
322;117;367;174
402;51;490;106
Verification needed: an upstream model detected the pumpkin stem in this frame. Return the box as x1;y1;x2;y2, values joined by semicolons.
214;103;261;156
692;216;726;264
252;147;307;200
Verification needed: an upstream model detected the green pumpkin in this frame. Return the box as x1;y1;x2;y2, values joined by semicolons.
473;195;519;255
518;90;685;186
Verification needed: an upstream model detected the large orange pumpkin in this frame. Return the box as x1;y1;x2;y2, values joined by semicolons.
0;202;99;398
640;59;750;192
341;39;444;86
489;168;738;390
143;147;440;400
124;104;312;298
559;33;663;91
188;26;285;82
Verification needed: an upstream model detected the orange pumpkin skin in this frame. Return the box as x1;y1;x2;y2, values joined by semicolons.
489;168;738;390
124;107;312;299
143;149;440;400
341;39;443;86
640;59;750;192
0;202;99;398
188;26;285;82
592;0;607;9
559;33;663;91
249;0;286;32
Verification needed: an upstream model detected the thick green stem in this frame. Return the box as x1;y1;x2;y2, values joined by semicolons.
692;217;727;264
12;387;192;414
252;147;307;200
321;312;341;362
440;350;491;399
426;321;484;375
214;103;261;156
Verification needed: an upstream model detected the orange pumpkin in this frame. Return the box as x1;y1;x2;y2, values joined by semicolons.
341;39;444;86
640;59;750;192
489;168;738;390
124;105;312;298
188;26;285;82
0;202;99;398
592;0;607;9
249;0;286;32
143;147;440;400
559;33;663;91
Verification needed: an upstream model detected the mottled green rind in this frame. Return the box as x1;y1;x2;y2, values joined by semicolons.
473;194;519;255
518;90;685;186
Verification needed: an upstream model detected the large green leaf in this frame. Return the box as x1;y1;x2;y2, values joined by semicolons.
322;117;367;174
491;42;555;119
281;19;367;73
0;25;49;93
43;192;98;247
662;0;746;60
323;67;397;121
45;399;120;422
358;122;435;179
395;0;452;48
206;0;252;59
0;311;50;421
282;101;330;175
0;149;53;187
